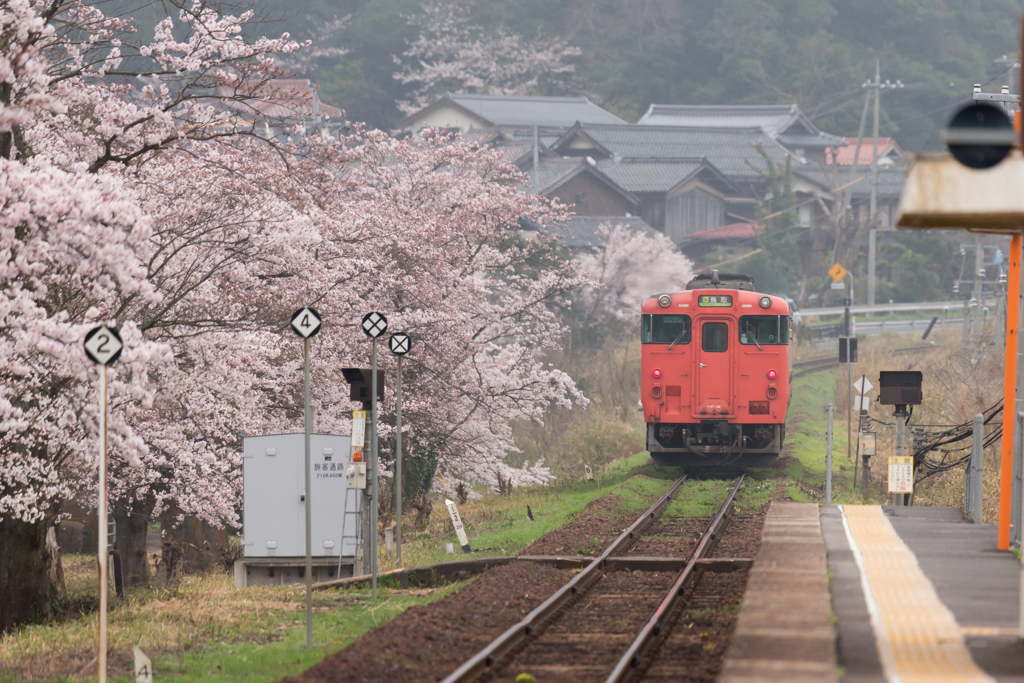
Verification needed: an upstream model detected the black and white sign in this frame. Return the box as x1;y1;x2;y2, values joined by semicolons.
389;332;411;356
361;312;388;339
290;307;322;339
83;326;123;366
945;102;1015;169
445;499;471;553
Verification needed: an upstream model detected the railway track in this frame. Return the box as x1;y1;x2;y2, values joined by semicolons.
791;342;936;378
441;474;747;683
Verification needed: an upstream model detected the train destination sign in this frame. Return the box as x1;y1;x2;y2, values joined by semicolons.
698;295;733;307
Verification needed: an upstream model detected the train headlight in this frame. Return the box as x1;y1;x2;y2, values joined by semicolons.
767;369;777;380
658;294;672;308
652;368;662;379
759;296;771;309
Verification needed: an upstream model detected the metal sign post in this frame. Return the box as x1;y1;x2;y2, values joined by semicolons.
83;324;123;683
388;332;411;568
825;403;834;504
361;312;388;598
290;307;322;648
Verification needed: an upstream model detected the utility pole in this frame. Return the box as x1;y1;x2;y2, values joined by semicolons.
974;235;984;344
862;62;904;307
872;60;880;307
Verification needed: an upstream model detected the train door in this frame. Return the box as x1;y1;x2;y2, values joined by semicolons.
696;319;733;416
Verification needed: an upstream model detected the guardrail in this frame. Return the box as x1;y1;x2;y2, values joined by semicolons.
800;300;996;319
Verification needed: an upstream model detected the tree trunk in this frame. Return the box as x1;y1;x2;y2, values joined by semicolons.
180;517;227;574
0;516;61;633
156;514;183;589
113;501;152;590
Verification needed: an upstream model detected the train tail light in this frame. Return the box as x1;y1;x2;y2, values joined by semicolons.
652;368;662;378
767;369;777;380
750;401;770;415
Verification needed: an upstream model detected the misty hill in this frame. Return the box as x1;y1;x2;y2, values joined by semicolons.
246;0;1022;150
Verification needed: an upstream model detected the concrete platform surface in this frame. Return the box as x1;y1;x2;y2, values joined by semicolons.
822;505;1024;683
719;501;839;683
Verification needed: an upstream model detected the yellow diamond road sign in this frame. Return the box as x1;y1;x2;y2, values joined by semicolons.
828;263;848;283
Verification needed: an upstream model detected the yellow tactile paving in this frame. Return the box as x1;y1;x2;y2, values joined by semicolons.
959;626;1021;638
841;505;994;683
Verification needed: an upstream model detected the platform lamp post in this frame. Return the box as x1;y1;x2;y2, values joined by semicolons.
290;306;322;648
83;325;125;683
361;312;388;598
896;21;1024;551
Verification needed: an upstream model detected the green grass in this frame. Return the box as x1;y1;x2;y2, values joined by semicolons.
381;450;666;571
666;477;738;517
0;566;468;683
138;582;467;683
781;370;883;505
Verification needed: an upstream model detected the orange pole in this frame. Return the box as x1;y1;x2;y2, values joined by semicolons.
999;233;1021;550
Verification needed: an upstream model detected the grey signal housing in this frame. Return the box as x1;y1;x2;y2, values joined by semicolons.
878;371;923;406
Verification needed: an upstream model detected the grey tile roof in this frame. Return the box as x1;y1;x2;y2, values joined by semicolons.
561;124;795;183
594;159;704;193
794;165;906;200
639;104;845;147
447;93;626;128
528;158;589;194
639;104;801;131
548;216;660;248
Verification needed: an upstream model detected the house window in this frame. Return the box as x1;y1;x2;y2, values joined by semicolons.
798;205;812;228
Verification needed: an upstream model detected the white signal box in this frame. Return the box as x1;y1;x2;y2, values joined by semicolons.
346;461;367;489
237;433;360;586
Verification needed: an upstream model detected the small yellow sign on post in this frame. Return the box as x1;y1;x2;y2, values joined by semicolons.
888;455;914;494
828;263;848;282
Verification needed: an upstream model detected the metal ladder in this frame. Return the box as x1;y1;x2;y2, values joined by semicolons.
338;487;362;578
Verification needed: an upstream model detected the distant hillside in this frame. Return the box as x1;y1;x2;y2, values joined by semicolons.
248;0;1023;150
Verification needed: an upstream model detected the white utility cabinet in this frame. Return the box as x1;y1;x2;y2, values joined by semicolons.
237;433;360;586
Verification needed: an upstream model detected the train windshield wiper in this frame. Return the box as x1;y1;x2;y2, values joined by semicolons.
667;328;688;350
746;323;764;350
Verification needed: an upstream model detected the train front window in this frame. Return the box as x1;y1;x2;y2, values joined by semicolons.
641;314;691;344
739;316;790;345
701;322;729;352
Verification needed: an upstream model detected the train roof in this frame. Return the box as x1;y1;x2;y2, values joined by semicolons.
685;271;756;291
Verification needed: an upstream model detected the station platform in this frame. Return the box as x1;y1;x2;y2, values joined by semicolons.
720;503;1024;682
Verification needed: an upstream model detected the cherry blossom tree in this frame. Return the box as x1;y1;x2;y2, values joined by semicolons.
1;0;591;626
0;0;306;624
393;0;581;113
575;223;695;329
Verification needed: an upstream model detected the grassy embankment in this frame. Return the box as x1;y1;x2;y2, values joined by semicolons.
0;455;679;683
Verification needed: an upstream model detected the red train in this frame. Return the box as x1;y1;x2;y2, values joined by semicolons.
641;271;792;467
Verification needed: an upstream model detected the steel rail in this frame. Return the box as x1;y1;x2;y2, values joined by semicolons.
440;473;690;683
605;474;746;683
792;343;935;378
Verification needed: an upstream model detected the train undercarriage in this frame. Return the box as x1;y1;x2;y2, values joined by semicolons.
646;421;784;468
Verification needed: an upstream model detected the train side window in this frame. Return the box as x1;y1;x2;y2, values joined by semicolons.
739;316;789;345
641;314;691;344
701;322;729;352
